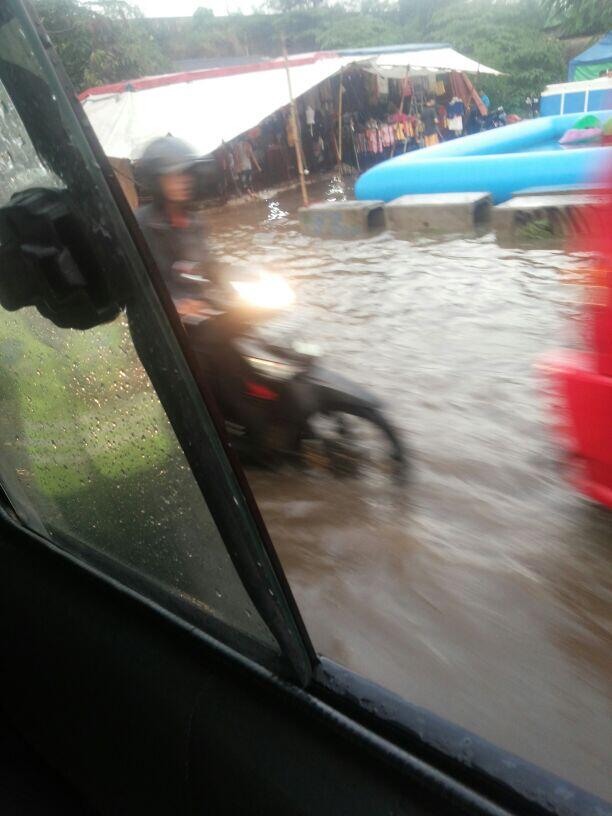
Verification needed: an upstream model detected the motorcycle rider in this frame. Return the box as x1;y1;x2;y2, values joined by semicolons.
136;135;272;459
136;136;216;317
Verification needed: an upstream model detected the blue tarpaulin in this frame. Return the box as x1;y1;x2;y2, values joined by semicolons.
568;32;612;81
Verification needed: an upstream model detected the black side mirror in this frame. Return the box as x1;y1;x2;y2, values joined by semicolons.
0;187;121;329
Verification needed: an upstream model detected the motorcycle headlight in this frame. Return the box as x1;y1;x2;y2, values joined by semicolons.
245;356;300;381
230;273;295;310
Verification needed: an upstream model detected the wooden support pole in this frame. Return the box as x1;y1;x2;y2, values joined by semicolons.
390;67;409;159
282;41;309;207
337;68;344;173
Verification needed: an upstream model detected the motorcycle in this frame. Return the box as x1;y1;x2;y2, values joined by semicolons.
179;268;408;481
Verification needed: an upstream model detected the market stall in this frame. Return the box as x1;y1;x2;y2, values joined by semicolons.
79;44;501;202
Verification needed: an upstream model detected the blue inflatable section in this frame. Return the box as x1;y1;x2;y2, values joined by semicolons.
355;111;612;204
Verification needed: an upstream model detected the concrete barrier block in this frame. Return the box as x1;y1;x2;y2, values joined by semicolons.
298;200;385;239
492;192;606;242
516;184;605;198
385;192;492;235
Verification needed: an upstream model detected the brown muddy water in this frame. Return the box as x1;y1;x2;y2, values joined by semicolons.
205;179;611;801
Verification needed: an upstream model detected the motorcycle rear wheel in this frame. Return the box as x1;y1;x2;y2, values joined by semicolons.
302;404;408;483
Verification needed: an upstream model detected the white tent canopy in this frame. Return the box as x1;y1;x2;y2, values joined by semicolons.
366;47;501;79
81;47;501;161
81;56;359;161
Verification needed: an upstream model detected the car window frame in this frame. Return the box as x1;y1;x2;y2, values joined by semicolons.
2;0;315;685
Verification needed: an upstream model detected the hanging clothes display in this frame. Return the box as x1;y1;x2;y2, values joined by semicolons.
388;78;401;107
376;75;389;97
402;77;414;97
437;105;448;131
393;120;406;141
355;130;367;156
311;134;325;168
305;104;316;136
317;79;333;105
389;108;407;152
412;75;428;111
365;122;382;155
389;118;403;155
379;122;394;151
366;73;378;107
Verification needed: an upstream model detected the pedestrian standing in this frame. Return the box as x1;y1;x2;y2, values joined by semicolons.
420;96;439;148
233;138;261;196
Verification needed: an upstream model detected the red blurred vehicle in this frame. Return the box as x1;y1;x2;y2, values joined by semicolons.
540;158;612;506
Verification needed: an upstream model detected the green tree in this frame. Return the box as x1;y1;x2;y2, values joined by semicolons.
34;0;170;91
397;0;454;38
267;0;328;13
181;10;276;58
193;6;215;18
541;0;612;36
267;8;337;54
314;13;402;49
428;0;566;112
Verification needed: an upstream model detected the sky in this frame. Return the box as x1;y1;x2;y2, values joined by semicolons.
134;0;256;16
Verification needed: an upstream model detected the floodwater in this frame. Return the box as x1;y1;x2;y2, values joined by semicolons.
204;179;612;801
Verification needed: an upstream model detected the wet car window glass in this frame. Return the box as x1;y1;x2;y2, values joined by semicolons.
0;81;60;196
0;25;277;652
